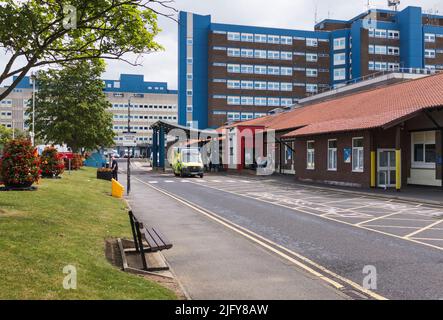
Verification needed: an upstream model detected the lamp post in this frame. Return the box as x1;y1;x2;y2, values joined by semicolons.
30;72;36;146
127;97;131;195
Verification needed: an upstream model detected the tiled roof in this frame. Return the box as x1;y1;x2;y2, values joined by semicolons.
236;72;443;138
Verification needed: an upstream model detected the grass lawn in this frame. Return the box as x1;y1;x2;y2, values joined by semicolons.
0;167;177;300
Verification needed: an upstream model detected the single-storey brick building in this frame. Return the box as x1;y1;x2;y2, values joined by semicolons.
226;73;443;190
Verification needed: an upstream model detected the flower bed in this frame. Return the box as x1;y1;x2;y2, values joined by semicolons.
97;168;113;181
40;146;64;178
0;139;40;189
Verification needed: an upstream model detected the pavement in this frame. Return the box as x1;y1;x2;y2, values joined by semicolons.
122;159;443;300
122;171;349;300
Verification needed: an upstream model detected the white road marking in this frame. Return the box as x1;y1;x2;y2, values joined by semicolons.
148;181;158;184
134;176;386;300
404;220;443;239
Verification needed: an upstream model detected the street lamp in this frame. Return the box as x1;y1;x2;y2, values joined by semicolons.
125;96;137;195
30;72;37;146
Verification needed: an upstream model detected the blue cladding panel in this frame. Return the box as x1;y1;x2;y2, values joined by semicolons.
351;21;363;80
192;14;211;129
398;6;423;68
103;74;174;94
13;76;32;89
330;29;351;85
178;11;188;126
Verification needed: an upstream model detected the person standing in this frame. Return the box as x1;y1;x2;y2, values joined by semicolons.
111;156;119;181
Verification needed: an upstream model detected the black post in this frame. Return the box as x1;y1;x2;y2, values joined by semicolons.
127;98;131;195
441;129;443;190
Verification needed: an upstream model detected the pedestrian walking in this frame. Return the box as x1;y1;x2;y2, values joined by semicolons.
111;156;119;181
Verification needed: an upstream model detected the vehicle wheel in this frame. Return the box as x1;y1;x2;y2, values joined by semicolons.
199;174;204;178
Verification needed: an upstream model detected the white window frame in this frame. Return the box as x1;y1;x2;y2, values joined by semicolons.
281;51;293;61
241;33;254;42
227;32;240;41
306;38;318;47
387;46;400;56
254;49;267;59
254;81;267;90
241;48;254;58
334;68;346;81
352;137;364;172
307;141;315;170
425;49;436;59
227;48;240;57
333;37;346;50
424;33;436;43
254;34;267;43
254;65;267;75
280;67;293;76
411;131;436;169
306;68;318;77
306;53;318;62
333;53;346;66
327;139;337;171
227;80;241;89
388;30;400;39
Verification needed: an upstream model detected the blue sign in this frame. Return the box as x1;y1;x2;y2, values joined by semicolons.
344;148;352;163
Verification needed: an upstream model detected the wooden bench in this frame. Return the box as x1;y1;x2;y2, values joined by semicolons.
127;210;173;271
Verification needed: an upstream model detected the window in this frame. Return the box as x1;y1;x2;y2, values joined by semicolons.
387;46;400;56
254;81;267;90
333;37;346;50
374;61;387;71
187;73;193;80
241;96;254;105
388;63;400;71
352;138;364;172
227;80;241;89
254;65;267;75
187;58;193;64
281;82;293;91
368;45;374;54
388;30;400;39
254;97;267;106
241;113;254;120
267;35;280;44
281;36;293;45
254;34;267;43
267;51;280;60
306;53;318;62
227;32;240;41
425;65;436;71
241;33;254;42
333;53;346;65
227;48;240;57
306;68;318;77
412;131;436;168
241;81;254;90
306;84;318;93
267;66;280;75
328;140;337;171
186;105;193;113
267;82;280;91
254;50;267;59
281;51;293;60
425;49;436;59
227;96;240;105
374;45;387;55
307;141;315;170
186;38;193;45
334;68;346;81
227;64;241;73
281;67;293;76
267;98;280;106
281;98;293;106
241;48;254;58
306;38;318;47
227;112;240;121
368;28;375;37
374;29;387;38
186;90;193;96
424;33;435;43
241;65;254;74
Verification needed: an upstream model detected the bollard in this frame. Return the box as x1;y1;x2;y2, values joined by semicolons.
111;179;125;198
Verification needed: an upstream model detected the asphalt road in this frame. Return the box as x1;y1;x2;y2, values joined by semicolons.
129;163;443;300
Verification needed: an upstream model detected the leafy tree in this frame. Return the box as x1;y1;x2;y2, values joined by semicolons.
0;125;12;149
0;0;176;100
28;59;115;153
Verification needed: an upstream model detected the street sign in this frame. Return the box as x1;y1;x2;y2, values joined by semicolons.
123;134;137;147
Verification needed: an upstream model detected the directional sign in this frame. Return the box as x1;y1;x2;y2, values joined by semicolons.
123;134;137;147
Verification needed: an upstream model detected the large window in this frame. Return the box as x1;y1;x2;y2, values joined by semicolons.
424;33;435;43
328;140;337;171
334;68;346;81
306;53;318;62
227;32;240;41
227;48;240;57
307;141;315;170
306;68;318;77
352;137;364;172
306;38;318;47
241;48;254;58
412;131;436;168
333;38;346;50
425;49;436;59
254;50;267;59
334;53;346;66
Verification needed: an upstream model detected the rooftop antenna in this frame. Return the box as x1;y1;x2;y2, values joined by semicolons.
388;0;400;12
314;2;318;24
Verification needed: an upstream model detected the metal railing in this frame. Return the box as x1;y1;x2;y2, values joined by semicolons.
316;68;442;96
